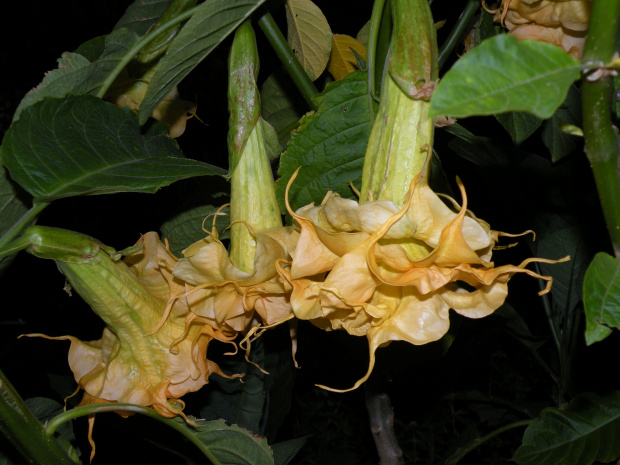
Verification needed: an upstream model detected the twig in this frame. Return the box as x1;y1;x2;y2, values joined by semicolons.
365;375;404;465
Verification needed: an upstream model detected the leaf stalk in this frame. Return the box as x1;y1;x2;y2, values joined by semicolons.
256;10;319;110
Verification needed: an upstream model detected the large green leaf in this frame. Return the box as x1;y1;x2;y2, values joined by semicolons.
0;165;30;274
430;34;581;119
114;0;172;36
275;70;374;213
513;391;620;465
139;0;266;124
583;252;620;345
172;417;273;465
1;95;226;201
13;28;139;121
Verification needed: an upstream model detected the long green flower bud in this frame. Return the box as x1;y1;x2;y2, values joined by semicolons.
228;21;282;273
360;0;438;206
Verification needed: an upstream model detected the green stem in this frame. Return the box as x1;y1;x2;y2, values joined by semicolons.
367;0;387;106
581;0;620;259
0;369;76;465
437;0;480;70
95;5;202;99
46;404;222;465
448;419;532;464
0;201;49;250
256;10;319;109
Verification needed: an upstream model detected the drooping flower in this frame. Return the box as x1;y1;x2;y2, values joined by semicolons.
170;217;295;334
490;0;592;58
162;21;296;344
278;167;567;391
23;230;234;418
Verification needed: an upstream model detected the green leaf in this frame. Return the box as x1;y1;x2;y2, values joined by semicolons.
13;28;140;121
173;417;273;465
430;34;581;119
261;68;305;147
139;0;266;124
276;70;374;213
495;112;542;145
160;204;230;257
200;342;267;434
583;252;620;345
513;391;620;465
0;165;30;274
536;226;594;315
542;85;582;162
285;0;332;81
24;398;80;464
1;95;226;201
114;0;172;36
272;437;308;465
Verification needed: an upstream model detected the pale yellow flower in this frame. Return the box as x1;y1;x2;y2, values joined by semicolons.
278;167;567;391
23;232;233;418
491;0;592;58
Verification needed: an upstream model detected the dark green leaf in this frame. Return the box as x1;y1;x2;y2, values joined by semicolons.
261;68;305;148
275;70;374;213
470;8;500;48
495;112;542;145
493;304;545;352
173;417;273;465
272;437;308;465
139;0;266;124
24;398;80;463
160;204;230;256
114;0;172;36
1;95;226;201
513;391;620;465
0;165;31;274
430;34;581;119
583;252;620;345
13;29;140;120
536;226;594;315
200;344;267;434
541;85;582;162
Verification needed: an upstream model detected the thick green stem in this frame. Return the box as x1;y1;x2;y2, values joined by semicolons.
0;369;76;465
360;0;437;205
581;0;620;259
256;10;319;109
0;201;49;251
437;0;480;70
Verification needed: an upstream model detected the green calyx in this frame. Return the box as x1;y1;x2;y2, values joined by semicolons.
359;0;438;206
227;21;282;273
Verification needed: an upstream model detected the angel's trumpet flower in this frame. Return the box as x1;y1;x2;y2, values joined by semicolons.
19;227;231;418
277;0;568;392
169;22;294;336
489;0;592;58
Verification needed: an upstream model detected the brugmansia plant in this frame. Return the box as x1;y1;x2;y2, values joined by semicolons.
0;0;619;464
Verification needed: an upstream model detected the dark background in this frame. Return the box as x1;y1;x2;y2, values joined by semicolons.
1;1;618;464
